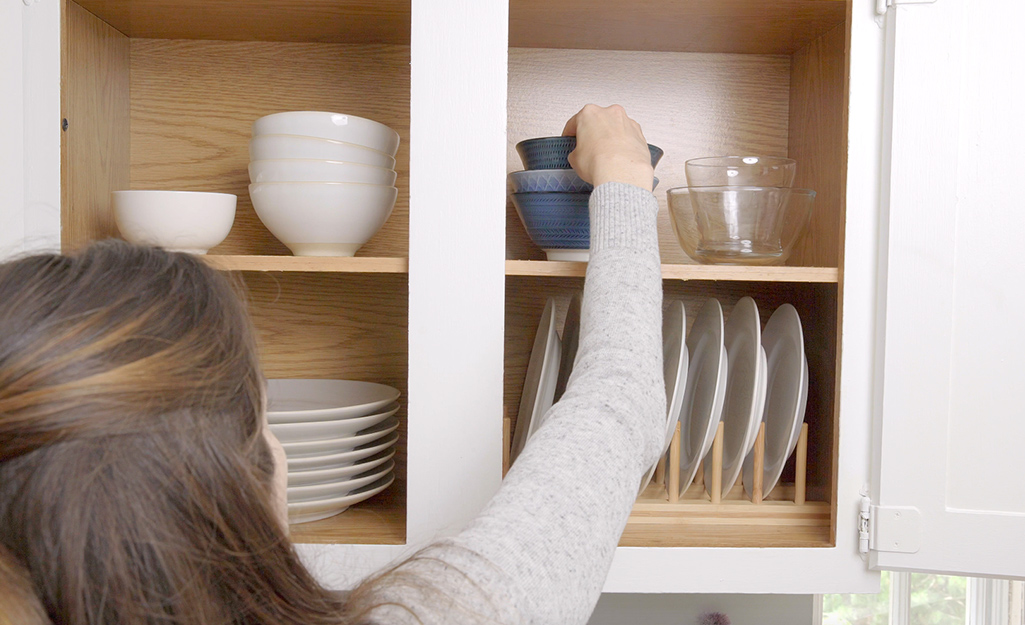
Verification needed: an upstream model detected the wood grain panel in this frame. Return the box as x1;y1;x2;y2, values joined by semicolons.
239;272;408;544
73;0;410;44
130;40;409;257
507;49;791;264
506;260;838;282
61;0;130;251
205;256;408;273
510;0;847;55
787;23;848;267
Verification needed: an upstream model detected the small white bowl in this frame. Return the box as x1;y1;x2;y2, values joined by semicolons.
249;134;396;169
112;190;236;254
249;182;397;257
252;112;401;156
248;159;397;186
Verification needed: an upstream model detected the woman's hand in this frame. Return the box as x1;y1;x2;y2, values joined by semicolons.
562;104;654;191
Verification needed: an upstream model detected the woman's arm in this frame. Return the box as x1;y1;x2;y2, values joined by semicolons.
358;105;665;625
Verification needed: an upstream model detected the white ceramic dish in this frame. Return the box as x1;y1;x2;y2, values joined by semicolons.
249;134;397;169
287;473;395;525
287;449;395;487
287;460;395;502
286;431;399;472
677;298;729;494
743;304;809;498
112;190;236;254
281;416;399;458
639;300;689;493
267;379;400;424
544;249;589;262
553;293;581;403
269;402;400;443
509;298;561;462
252;112;401;156
704;297;768;498
249;159;397;186
249;182;397;257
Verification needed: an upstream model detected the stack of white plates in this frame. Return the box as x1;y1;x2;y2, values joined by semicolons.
248;111;400;257
267;379;401;524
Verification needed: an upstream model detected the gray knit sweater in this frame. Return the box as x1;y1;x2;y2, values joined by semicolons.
364;182;666;625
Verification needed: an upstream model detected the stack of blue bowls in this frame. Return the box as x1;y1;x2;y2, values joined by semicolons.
509;136;663;261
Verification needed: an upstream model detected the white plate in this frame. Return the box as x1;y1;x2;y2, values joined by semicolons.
509;298;561;462
743;304;809;498
281;416;399;458
704;297;768;498
553;293;582;403
287;448;395;486
266;379;400;424
677;299;728;494
269;402;399;443
286;431;399;471
287;460;395;502
287;474;395;524
639;300;689;493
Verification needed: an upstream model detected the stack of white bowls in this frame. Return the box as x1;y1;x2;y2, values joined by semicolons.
248;112;401;257
266;379;401;524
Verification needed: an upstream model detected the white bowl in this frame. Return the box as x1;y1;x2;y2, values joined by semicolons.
269;402;400;443
249;134;396;170
248;159;397;186
287;460;394;502
249;182;397;257
252;112;400;156
112;190;236;254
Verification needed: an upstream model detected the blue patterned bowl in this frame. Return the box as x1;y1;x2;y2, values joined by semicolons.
508;169;660;193
510;192;590;251
516;136;664;171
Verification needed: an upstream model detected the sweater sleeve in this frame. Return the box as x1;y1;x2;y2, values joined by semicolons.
361;182;666;625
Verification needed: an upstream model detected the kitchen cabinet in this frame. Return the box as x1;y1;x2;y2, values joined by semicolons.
6;0;1023;596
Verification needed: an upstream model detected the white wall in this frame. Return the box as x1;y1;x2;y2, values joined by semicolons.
589;593;816;625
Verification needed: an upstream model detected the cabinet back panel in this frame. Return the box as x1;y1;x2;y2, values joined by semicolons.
129;39;410;257
61;0;130;252
507;49;791;264
240;272;408;540
786;22;849;268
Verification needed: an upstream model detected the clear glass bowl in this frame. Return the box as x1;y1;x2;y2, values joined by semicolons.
684;156;797;188
667;186;815;265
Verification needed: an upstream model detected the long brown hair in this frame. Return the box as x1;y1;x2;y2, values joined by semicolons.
0;241;356;624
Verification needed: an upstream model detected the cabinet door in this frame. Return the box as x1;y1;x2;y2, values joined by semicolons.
874;0;1025;578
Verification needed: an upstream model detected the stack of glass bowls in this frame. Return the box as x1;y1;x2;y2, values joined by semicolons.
247;112;400;257
666;157;815;265
509;136;663;261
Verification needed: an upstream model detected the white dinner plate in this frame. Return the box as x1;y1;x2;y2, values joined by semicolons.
287;460;394;502
704;297;768;498
639;300;689;493
269;402;400;443
286;431;399;471
510;298;561;462
553;293;582;403
287;448;395;486
677;298;728;495
281;416;399;458
743;304;809;498
266;379;400;424
287;474;395;524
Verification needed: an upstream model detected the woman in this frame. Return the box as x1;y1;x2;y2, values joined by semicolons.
0;104;664;625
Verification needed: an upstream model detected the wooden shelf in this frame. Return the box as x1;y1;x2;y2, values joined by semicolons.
204;255;409;273
289;483;405;545
510;0;846;54
71;0;411;44
506;260;839;283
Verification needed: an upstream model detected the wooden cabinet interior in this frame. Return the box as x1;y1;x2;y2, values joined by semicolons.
505;0;849;547
60;0;412;545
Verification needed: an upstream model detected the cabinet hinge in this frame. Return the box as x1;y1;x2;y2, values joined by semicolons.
876;0;937;16
858;496;922;555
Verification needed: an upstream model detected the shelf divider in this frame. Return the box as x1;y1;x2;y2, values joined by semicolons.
204;255;409;274
505;260;839;283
